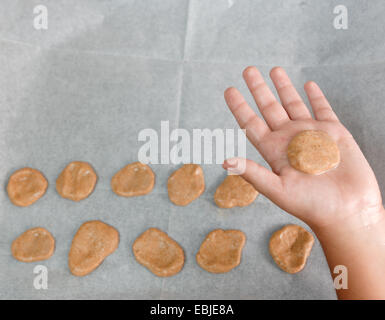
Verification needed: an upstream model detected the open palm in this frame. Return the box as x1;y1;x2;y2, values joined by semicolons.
223;67;383;230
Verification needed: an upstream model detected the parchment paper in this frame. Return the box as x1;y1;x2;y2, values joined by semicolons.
1;0;384;300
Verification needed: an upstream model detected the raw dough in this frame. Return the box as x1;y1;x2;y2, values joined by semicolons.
167;164;205;206
68;220;119;277
214;175;258;208
11;227;55;262
132;228;184;277
7;168;48;207
269;224;314;274
196;229;246;273
111;162;155;197
287;130;340;175
56;161;97;201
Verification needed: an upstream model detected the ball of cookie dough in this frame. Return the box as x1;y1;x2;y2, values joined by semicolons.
269;224;314;274
68;220;119;277
196;229;246;274
11;227;55;262
214;175;258;208
111;162;155;197
132;228;185;277
7;168;48;207
167;164;205;206
287;130;340;175
56;161;97;201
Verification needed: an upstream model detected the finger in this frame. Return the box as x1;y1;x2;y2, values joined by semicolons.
224;87;270;146
304;81;339;121
243;66;290;130
223;158;283;201
270;67;312;120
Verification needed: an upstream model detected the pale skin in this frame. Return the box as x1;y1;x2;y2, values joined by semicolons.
223;66;385;300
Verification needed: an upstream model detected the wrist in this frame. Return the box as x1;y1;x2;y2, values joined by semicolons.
312;205;385;245
311;206;385;300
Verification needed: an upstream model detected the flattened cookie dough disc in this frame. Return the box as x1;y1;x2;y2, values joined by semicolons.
7;168;48;207
196;229;246;273
214;175;258;208
69;220;119;277
111;162;155;197
56;161;97;201
132;228;184;277
11;227;55;262
287;130;340;175
167;164;205;206
269;224;314;274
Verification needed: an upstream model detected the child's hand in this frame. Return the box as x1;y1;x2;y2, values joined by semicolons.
224;66;385;299
223;66;384;232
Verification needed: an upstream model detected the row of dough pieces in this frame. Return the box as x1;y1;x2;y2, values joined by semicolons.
7;129;340;208
12;221;315;276
7;162;259;208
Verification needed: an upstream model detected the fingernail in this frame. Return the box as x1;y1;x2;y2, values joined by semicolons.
226;158;238;167
227;158;247;175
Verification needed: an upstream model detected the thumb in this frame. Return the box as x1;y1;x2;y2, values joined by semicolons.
223;158;283;202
